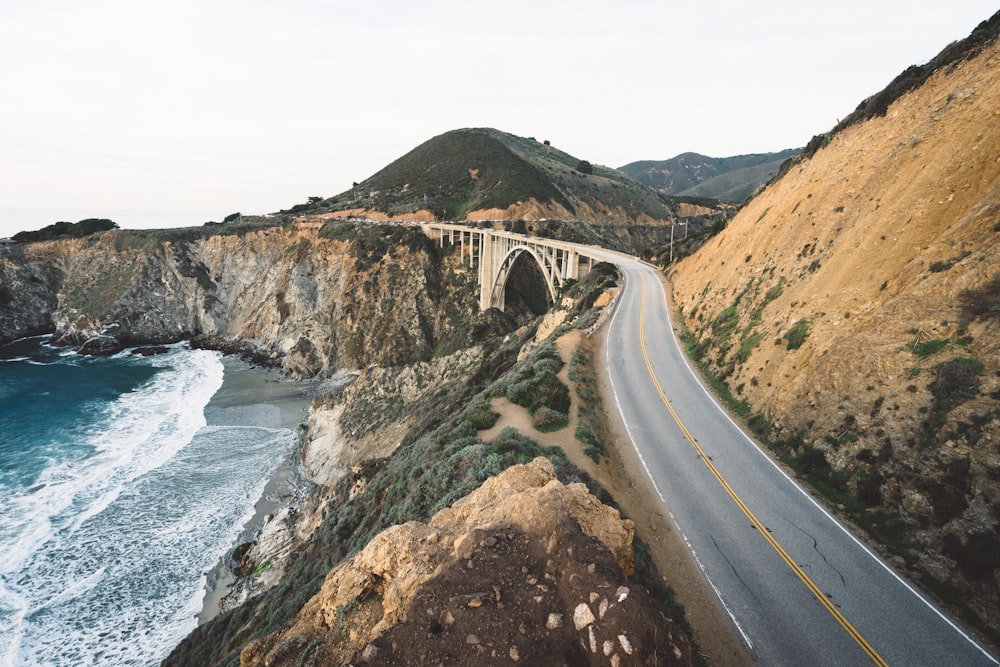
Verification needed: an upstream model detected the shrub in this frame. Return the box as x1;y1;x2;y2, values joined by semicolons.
910;338;948;357
737;331;763;363
491;427;543;460
506;369;570;415
785;319;810;350
464;401;500;430
532;406;568;432
13;218;117;242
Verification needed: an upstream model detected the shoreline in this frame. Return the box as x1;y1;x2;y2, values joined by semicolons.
194;355;315;624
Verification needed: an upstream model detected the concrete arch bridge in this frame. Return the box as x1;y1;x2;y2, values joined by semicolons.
421;223;607;311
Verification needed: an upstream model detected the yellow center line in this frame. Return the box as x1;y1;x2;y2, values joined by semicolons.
637;277;889;667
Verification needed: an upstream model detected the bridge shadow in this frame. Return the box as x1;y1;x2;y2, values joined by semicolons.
500;252;550;327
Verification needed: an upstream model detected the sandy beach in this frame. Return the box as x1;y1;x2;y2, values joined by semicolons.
194;355;314;624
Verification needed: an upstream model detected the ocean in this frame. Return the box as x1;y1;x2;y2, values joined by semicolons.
0;336;307;666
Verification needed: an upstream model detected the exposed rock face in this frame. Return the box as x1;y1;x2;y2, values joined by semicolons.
671;34;1000;635
0;241;74;339
239;458;690;666
1;223;481;377
305;345;485;483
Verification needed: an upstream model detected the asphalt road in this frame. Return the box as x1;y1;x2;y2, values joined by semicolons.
592;251;998;666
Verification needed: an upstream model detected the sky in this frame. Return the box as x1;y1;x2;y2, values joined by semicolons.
1;1;996;238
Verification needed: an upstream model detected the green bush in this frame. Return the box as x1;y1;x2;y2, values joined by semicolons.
532;406;568;432
910;338;948;357
13;218;117;242
785;319;810;350
463;401;500;430
491;427;544;460
506;369;570;415
737;331;763;363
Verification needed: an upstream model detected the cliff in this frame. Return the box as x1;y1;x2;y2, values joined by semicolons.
670;17;1000;640
160;261;696;666
0;241;74;339
0;222;486;376
238;457;690;666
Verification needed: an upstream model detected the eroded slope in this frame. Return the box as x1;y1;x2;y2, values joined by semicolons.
671;29;1000;639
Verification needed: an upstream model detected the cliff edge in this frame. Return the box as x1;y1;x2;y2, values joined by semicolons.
239;457;690;666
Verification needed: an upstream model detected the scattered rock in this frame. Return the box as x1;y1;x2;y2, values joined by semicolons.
573;602;596;630
235;458;691;666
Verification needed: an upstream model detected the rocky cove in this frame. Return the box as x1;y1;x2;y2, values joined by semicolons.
0;220;699;666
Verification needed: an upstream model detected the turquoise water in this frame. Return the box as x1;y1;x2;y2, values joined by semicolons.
0;338;298;666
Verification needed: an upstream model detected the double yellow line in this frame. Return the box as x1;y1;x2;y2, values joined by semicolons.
637;279;888;666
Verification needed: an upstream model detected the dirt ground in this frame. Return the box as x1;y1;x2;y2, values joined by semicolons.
482;329;752;666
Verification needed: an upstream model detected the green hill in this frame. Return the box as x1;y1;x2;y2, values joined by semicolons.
290;128;680;224
619;149;801;202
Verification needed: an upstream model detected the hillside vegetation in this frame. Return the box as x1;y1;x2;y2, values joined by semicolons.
671;11;1000;643
280;128;696;229
619;149;801;202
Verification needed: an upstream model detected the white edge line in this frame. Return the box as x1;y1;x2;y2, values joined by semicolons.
640;263;999;665
602;265;754;651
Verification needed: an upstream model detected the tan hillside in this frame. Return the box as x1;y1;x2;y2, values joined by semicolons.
671;29;1000;639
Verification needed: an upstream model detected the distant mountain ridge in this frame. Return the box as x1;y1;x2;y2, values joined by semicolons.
619;148;801;202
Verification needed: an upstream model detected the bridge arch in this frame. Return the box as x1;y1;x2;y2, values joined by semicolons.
420;224;602;312
487;245;561;312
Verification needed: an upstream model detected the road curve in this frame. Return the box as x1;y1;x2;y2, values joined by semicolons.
589;250;998;666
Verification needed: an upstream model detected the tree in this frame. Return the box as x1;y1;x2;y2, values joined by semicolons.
576;160;594;175
12;218;117;242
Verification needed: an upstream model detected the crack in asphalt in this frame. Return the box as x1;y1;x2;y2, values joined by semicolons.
711;534;761;605
785;518;847;588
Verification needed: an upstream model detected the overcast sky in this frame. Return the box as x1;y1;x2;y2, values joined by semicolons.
1;1;996;237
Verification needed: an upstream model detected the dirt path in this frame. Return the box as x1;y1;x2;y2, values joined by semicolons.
480;328;751;666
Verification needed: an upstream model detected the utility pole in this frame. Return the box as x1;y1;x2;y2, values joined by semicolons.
669;223;675;263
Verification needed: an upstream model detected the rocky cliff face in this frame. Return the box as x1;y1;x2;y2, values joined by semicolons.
671;31;1000;638
1;223;483;377
239;457;690;667
0;241;75;339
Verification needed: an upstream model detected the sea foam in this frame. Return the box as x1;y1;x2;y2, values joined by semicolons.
0;344;295;667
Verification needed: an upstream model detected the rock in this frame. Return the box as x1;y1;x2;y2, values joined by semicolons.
235;458;692;666
130;346;170;356
573;603;595;630
77;335;122;356
360;643;379;662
